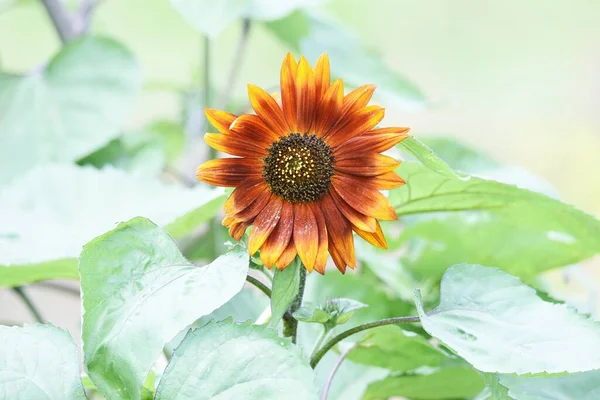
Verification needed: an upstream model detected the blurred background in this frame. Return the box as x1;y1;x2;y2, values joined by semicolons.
1;0;599;365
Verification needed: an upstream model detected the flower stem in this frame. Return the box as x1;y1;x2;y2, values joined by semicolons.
310;315;420;368
40;0;76;43
13;286;44;323
246;275;272;298
282;264;307;343
217;18;252;110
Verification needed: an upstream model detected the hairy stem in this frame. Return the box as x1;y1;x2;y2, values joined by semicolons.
13;286;44;323
246;275;272;298
310;315;420;368
282;264;307;343
217;18;252;110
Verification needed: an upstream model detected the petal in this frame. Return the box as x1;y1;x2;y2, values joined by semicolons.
309;202;329;274
205;109;237;134
325;105;385;148
370;171;406;189
320;193;356;267
224;178;267;215
230;114;280;144
196;158;262;186
259;202;294;269
314;53;331;100
229;220;250;240
296;56;317;134
328;240;347;273
275;240;297;271
204;133;268;158
335;129;410;158
313;79;343;137
341;84;376;116
329;188;377;232
353;220;387;249
280;52;298;132
335;153;401;176
223;191;272;226
248;196;284;255
293;202;319;272
332;175;397;221
248;84;290;135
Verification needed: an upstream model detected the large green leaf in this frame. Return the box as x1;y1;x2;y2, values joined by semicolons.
155;320;318;399
266;10;425;108
269;258;301;327
346;325;448;371
0;164;224;287
416;264;600;374
0;324;87;399
79;217;249;400
0;36;140;185
496;370;600;400
363;366;484;400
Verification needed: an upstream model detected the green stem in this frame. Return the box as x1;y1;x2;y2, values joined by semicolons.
310;327;331;360
13;286;44;323
282;264;307;343
321;344;356;400
246;275;272;298
310;315;420;368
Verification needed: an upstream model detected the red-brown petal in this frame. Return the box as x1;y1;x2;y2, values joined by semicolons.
341;84;376;116
293;202;318;272
353;220;387;249
248;84;290;135
332;175;397;221
326;105;385;148
309;202;329;274
223;191;272;226
329;188;377;232
370;171;406;190
224;179;267;215
335;130;410;159
248;196;284;255
196;158;262;187
314;53;331;100
204;133;268;158
229;220;251;241
320;193;356;267
335;154;401;176
296;56;317;134
230;114;280;144
259;202;294;269
275;240;297;271
280;52;298;132
205;109;237;134
313;79;343;137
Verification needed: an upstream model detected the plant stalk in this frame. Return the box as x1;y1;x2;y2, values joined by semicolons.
40;0;76;43
217;18;252;110
246;275;272;298
282;264;307;343
13;286;44;323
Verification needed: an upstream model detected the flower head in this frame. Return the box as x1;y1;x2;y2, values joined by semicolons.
196;53;409;274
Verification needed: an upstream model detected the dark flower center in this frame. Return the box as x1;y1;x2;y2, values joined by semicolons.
263;133;334;203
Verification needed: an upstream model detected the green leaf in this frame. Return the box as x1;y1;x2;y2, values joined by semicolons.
417;137;499;173
269;257;301;327
497;370;600;400
399;137;457;178
0;164;224;287
293;298;367;327
363;366;484;400
80;217;249;400
155;320;318;399
346;325;448;371
0;324;87;399
416;264;600;374
0;36;141;185
391;161;600;279
265;10;425;108
293;305;332;323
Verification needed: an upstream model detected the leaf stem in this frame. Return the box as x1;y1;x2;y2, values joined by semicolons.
13;286;44;323
217;18;252;110
40;0;76;43
309;315;420;368
310;327;331;360
321;344;356;400
246;275;272;298
282;264;307;343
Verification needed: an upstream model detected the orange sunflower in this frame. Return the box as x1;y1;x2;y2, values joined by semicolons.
196;53;409;274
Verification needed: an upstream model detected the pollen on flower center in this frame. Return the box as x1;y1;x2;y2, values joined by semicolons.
263;133;334;203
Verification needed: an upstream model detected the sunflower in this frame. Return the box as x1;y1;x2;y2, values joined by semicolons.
196;53;409;274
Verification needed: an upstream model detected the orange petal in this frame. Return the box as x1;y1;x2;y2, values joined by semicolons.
223;191;271;226
224;179;267;215
280;53;298;132
196;158;262;186
329;189;377;232
229;220;251;240
326;105;385;148
248;84;290;135
332;175;397;221
275;240;297;271
335;153;401;176
309;202;329;274
205;109;237;134
335;129;410;158
259;202;294;269
313;79;343;137
248;196;284;255
314;53;331;100
353;220;387;249
230;114;280;144
320;193;355;267
328;238;347;274
370;171;406;190
293;202;318;272
341;84;377;116
296;56;317;133
205;133;268;158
